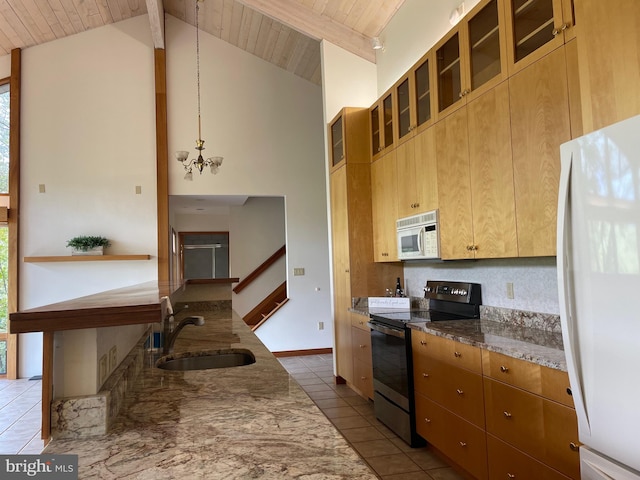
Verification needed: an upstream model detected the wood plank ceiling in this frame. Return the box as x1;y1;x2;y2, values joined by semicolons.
0;0;405;85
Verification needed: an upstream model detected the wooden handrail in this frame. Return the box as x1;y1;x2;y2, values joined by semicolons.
233;245;286;294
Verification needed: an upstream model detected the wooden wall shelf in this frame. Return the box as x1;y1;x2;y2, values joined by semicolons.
24;254;151;263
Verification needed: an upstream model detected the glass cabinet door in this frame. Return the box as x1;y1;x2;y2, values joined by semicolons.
383;92;394;149
511;0;556;62
397;78;411;141
437;33;462;114
370;105;381;157
330;115;344;168
468;0;502;91
415;58;432;128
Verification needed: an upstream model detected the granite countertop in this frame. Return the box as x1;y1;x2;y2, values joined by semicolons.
353;305;567;371
44;309;377;479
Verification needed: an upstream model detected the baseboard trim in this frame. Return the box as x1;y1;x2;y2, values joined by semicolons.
272;348;332;358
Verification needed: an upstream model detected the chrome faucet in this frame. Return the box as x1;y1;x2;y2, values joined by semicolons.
163;308;205;355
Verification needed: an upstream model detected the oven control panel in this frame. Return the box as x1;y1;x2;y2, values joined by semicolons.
424;281;481;305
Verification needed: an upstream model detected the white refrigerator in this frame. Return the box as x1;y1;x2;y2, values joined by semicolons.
558;114;640;479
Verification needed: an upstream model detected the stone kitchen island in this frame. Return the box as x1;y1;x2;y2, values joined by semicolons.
42;306;377;479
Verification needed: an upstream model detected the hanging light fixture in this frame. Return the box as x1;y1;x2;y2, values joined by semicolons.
176;0;223;181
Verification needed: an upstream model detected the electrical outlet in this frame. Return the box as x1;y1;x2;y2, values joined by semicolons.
99;355;108;385
109;346;117;372
293;268;305;276
318;321;324;330
506;282;515;299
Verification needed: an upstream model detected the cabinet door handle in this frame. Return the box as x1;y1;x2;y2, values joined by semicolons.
459;441;467;447
570;442;579;451
503;411;512;418
454;351;462;358
500;365;509;373
424;418;431;424
507;474;516;479
422;373;430;378
420;340;427;346
561;22;570;31
456;389;464;395
552;27;560;36
359;344;366;349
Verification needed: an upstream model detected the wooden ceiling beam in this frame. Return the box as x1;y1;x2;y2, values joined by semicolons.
146;0;165;48
234;0;375;63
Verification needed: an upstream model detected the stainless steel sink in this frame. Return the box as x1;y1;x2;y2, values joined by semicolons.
156;349;255;371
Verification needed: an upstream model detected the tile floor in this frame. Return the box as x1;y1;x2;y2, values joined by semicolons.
0;377;46;454
278;354;467;480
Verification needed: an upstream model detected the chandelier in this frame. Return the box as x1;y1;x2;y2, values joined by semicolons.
176;0;223;181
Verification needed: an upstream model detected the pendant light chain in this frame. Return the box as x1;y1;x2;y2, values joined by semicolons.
196;0;202;144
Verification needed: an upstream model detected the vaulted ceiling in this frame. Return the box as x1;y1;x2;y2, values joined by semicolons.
0;0;406;85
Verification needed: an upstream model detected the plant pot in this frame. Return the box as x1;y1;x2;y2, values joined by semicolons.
71;246;104;256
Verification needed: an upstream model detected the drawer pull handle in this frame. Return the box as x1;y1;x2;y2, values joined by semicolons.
459;441;467;447
456;389;464;395
570;442;579;451
424;418;431;424
507;474;516;479
454;351;462;358
420;340;427;346
359;344;366;348
500;366;509;373
503;411;512;418
422;373;430;378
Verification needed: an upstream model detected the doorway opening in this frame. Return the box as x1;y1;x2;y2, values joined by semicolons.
179;232;229;281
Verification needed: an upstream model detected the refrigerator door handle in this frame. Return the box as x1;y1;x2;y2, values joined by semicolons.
557;147;591;436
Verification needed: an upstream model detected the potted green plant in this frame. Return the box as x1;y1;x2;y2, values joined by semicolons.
66;236;111;256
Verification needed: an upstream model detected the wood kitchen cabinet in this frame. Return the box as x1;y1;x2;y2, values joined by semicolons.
504;0;575;75
573;0;640;133
435;0;508;120
328;107;370;173
395;50;436;147
483;350;580;479
329;108;401;386
509;46;572;257
351;321;373;399
436;81;517;260
412;330;488;479
370;88;395;162
395;125;438;218
371;150;400;262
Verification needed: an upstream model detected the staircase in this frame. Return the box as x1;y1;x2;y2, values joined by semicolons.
233;246;288;330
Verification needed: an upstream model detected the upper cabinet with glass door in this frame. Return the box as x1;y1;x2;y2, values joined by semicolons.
370;88;395;162
504;0;575;74
394;50;436;147
435;0;507;119
328;107;370;174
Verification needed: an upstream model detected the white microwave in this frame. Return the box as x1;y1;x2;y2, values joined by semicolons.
396;210;440;260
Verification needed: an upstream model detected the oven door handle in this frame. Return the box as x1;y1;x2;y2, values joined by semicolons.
367;321;405;339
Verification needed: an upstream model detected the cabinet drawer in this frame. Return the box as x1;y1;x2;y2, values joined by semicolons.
413;330;482;373
413;355;485;427
353;358;374;399
484;377;545;459
543;400;580;479
351;327;372;365
487;434;573;480
351;314;370;332
541;366;574;408
415;393;488;480
482;350;542;394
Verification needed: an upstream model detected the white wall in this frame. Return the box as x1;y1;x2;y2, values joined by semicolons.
19;15;158;382
375;0;481;94
166;16;333;352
